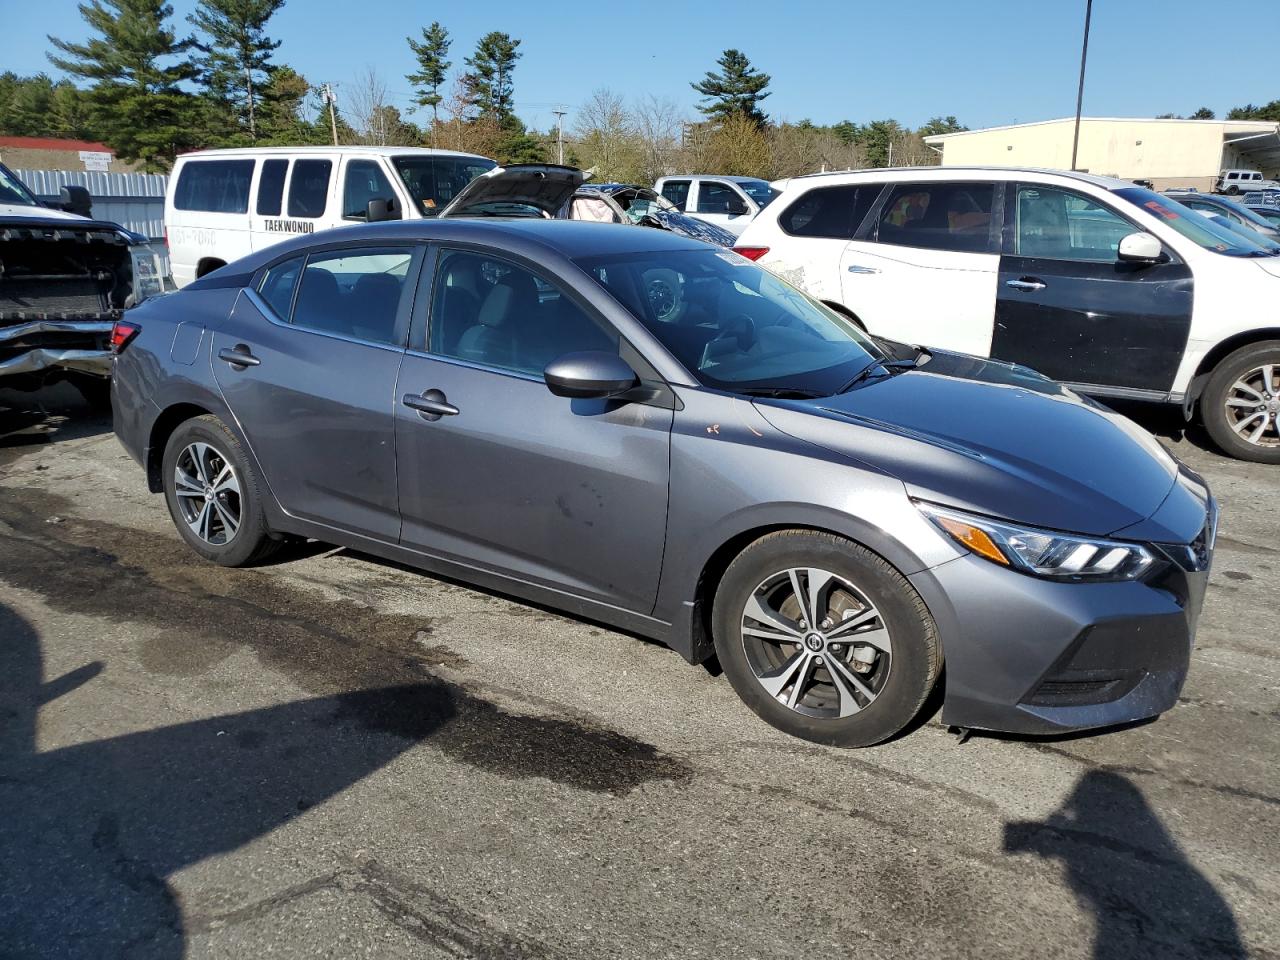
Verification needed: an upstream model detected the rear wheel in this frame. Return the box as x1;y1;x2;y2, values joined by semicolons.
161;415;282;565
712;531;941;747
1201;341;1280;464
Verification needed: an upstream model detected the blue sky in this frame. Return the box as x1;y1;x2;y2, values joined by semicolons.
3;0;1276;134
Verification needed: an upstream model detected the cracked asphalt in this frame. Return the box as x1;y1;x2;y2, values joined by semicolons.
1;384;1276;959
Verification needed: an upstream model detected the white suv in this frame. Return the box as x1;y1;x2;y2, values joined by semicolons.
1218;169;1280;195
166;146;495;287
734;166;1280;462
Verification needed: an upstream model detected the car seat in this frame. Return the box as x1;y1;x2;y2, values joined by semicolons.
456;269;539;369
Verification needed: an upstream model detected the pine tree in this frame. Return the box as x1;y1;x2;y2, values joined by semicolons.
691;49;771;127
407;21;450;145
48;0;197;170
188;0;286;141
462;32;521;125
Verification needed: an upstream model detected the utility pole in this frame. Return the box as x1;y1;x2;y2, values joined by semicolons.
1071;0;1093;171
322;83;340;146
552;108;567;164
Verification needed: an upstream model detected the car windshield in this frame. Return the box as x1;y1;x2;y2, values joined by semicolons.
1115;187;1274;257
1214;197;1280;231
736;179;779;207
0;165;40;207
391;155;497;216
1200;211;1280;252
576;248;882;395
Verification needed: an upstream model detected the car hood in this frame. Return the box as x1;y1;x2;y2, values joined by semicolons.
645;209;737;246
437;164;584;218
752;350;1182;537
0;203;91;222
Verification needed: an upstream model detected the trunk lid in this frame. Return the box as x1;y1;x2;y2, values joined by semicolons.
436;164;584;219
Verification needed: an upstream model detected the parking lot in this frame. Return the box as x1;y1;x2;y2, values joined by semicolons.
1;384;1276;959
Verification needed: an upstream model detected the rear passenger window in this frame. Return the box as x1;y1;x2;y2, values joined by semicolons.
874;182;995;253
342;159;396;219
174;160;255;213
292;248;413;345
428;250;615;376
660;179;690;211
779;184;882;239
256;159;288;215
257;256;303;320
288;159;332;218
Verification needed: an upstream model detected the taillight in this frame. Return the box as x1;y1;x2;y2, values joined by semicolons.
111;320;141;354
732;246;770;261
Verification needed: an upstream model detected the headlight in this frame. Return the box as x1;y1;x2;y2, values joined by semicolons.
917;502;1156;582
129;247;166;303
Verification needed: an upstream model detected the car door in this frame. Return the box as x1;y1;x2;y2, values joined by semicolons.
764;182;884;304
693;180;754;236
210;243;422;540
393;247;673;613
839;180;1002;356
992;182;1193;392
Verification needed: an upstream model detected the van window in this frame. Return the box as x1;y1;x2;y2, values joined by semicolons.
779;184;882;239
174;160;255;213
343;159;396;220
256;159;288;216
287;159;332;218
390;155;497;215
293;247;413;345
874;182;995;253
660;179;691;211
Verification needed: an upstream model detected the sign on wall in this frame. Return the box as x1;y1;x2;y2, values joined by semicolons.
78;151;112;172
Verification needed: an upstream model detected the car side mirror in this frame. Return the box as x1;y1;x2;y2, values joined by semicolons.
726;196;749;216
366;198;400;223
1118;231;1162;263
58;185;92;218
544;351;638;399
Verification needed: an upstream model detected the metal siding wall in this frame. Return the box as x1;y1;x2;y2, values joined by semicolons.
15;168;169;240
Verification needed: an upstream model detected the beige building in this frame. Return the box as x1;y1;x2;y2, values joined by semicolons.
923;117;1280;192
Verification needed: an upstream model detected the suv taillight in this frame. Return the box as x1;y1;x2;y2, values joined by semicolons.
732;246;770;261
110;320;141;354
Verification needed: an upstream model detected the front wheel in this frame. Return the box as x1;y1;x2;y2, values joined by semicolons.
1200;341;1280;463
161;414;283;565
712;531;941;747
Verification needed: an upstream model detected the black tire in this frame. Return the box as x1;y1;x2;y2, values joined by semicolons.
161;414;282;566
1227;185;1240;195
711;530;941;747
1200;341;1280;464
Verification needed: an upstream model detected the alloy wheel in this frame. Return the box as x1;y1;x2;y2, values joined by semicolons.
740;567;892;719
173;441;241;545
1224;363;1280;448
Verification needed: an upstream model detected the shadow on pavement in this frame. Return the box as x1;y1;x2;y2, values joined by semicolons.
0;602;449;959
1004;770;1247;959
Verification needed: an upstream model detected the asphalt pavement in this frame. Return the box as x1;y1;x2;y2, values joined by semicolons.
1;384;1276;959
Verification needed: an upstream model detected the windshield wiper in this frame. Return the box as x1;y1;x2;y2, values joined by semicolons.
837;347;932;393
737;386;826;400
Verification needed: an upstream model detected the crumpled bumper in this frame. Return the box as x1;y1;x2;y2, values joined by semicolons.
0;319;114;377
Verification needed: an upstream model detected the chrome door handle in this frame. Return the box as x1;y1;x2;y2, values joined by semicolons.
217;345;260;367
847;264;880;274
402;389;459;421
1005;278;1046;292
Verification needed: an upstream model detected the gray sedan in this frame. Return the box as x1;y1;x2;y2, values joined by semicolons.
112;220;1215;746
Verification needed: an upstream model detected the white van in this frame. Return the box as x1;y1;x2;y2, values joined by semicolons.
735;166;1280;462
165;146;495;287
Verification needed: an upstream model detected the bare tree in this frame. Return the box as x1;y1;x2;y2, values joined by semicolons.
633;95;683;183
573;88;644;183
347;67;391;145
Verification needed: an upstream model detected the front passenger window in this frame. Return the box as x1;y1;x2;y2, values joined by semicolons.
1014;185;1135;261
428;250;616;376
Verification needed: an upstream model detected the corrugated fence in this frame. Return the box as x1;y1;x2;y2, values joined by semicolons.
15;168;169;240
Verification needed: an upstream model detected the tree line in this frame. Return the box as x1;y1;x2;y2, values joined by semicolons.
3;1;1275;180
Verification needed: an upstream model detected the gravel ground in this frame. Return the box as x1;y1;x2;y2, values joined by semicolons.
1;384;1276;960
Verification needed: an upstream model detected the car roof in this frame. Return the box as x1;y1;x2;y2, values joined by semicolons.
176;145;491;162
188;219;709;284
660;174;768;183
780;165;1137;192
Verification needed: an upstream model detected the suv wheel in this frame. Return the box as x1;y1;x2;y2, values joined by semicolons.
161;415;283;565
1201;341;1280;464
712;531;941;747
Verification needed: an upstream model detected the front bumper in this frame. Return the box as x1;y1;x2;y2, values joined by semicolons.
910;541;1210;736
0;319;114;378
